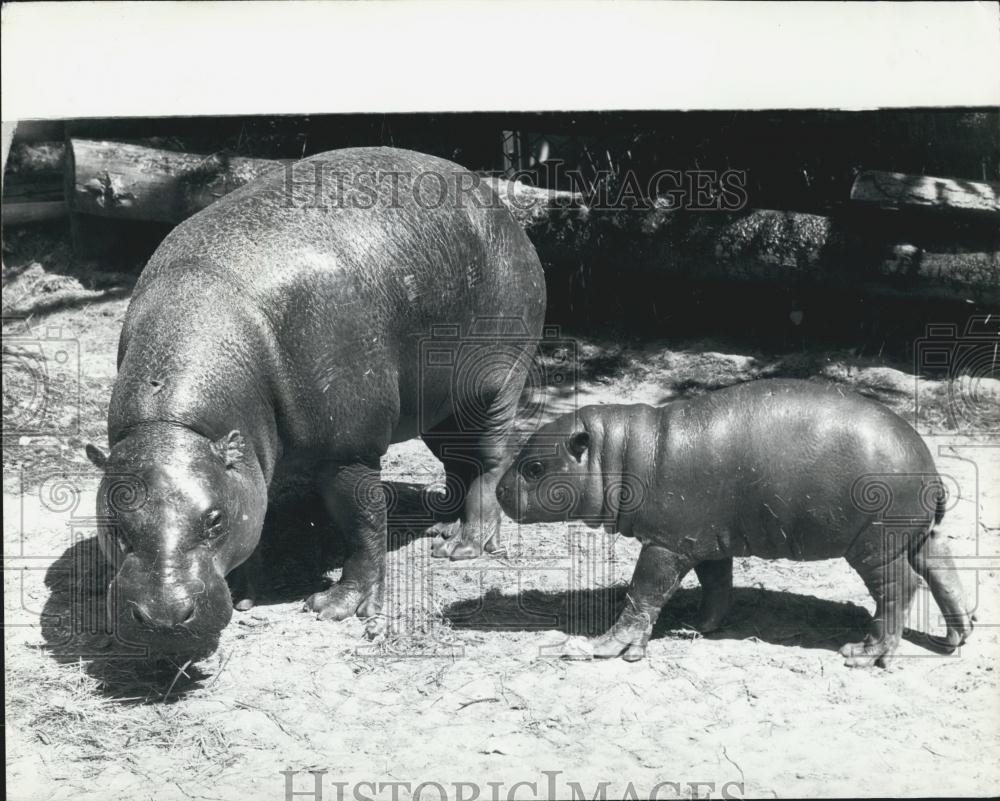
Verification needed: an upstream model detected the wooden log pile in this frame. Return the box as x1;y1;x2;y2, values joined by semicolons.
2;136;998;305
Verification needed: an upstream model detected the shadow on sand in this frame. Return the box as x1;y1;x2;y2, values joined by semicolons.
442;583;885;655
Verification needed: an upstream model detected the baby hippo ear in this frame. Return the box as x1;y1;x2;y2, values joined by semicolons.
568;430;591;460
85;443;109;471
211;430;246;469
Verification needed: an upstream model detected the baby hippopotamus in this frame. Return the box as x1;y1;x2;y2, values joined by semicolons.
497;379;973;668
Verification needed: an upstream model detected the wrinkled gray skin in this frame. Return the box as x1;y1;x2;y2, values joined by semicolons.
86;147;545;659
497;379;974;668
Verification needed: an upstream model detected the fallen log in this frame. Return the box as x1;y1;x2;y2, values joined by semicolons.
6;141;66;177
66;139;289;224
3;141;67;203
851;170;1000;217
2;201;68;225
2;176;65;202
58;140;998;303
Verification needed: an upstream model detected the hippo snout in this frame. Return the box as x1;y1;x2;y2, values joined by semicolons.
496;478;510;505
128;594;197;631
109;560;233;656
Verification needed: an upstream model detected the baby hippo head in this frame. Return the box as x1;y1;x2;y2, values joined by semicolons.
86;425;266;659
497;411;612;527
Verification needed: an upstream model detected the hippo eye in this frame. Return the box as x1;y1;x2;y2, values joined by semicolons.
203;509;226;539
521;460;545;481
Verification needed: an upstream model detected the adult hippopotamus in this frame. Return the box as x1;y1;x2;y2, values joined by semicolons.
85;147;546;658
497;379;973;668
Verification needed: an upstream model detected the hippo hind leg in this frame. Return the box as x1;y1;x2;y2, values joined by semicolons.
907;529;973;650
842;530;920;668
426;386;522;561
425;430;507;560
423;416;500;560
694;558;734;633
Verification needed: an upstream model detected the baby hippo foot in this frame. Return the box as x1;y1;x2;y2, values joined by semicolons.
694;608;727;635
429;520;502;561
563;608;653;663
840;635;902;669
926;614;975;653
304;580;382;623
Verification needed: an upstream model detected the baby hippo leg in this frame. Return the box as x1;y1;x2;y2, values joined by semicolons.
568;543;692;662
694;558;734;633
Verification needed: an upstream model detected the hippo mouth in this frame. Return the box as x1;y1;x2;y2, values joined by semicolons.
123;630;222;663
107;575;234;662
110;614;225;661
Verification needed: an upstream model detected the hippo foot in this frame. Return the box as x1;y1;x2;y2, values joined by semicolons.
304;582;381;622
560;631;649;662
839;636;900;669
693;610;728;634
228;578;256;612
429;520;502;561
560;635;646;662
562;608;652;662
926;614;975;653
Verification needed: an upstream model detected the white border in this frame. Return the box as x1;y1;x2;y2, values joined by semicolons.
2;1;999;121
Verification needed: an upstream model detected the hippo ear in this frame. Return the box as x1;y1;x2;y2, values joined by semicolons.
568;430;590;460
85;443;109;471
211;430;246;469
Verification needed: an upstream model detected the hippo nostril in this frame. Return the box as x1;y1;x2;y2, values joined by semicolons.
128;599;196;629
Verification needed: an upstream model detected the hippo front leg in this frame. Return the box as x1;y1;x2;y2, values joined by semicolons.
567;543;693;662
304;461;385;632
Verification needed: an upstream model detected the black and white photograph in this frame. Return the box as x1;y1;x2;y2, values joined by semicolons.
3;2;999;799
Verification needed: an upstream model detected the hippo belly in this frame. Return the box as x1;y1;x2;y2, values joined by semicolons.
644;380;941;563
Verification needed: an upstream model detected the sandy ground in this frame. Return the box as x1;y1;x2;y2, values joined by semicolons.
4;275;999;800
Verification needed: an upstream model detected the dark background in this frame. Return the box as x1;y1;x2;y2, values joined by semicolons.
5;109;999;363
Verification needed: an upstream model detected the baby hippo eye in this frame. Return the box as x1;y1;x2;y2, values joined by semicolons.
522;460;546;481
203;509;226;539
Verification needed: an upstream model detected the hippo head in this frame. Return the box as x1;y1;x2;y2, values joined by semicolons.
86;424;266;659
497;411;612;528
